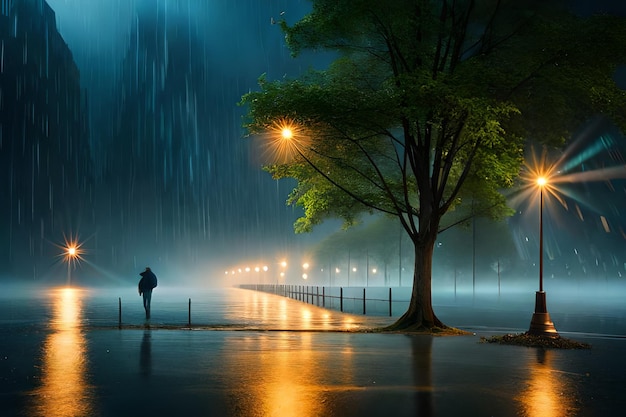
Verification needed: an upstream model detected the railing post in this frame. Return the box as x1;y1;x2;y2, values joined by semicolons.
118;297;122;329
389;287;392;317
316;286;319;306
340;287;344;312
322;287;325;307
363;288;366;315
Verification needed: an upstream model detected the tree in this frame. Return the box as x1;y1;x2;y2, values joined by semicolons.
240;0;626;331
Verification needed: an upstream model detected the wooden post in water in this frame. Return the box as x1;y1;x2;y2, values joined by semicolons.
118;297;122;329
340;287;343;312
363;288;366;315
389;288;392;317
188;298;191;327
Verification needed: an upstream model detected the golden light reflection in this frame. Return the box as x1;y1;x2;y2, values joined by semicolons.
301;308;312;329
516;349;577;417
30;288;93;417
343;317;359;331
223;332;348;417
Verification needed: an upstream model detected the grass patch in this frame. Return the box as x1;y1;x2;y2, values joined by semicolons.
481;333;591;349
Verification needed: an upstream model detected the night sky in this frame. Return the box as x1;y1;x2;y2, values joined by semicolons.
1;0;625;287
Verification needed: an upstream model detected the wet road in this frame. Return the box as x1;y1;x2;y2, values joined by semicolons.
1;286;625;416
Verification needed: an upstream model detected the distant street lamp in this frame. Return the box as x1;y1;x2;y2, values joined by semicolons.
58;235;84;286
66;245;78;285
528;176;558;336
302;262;310;281
279;260;287;284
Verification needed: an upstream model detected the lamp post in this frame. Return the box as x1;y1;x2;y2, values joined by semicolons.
66;246;76;285
528;176;558;336
61;237;82;287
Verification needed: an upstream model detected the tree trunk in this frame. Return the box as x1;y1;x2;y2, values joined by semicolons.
386;232;445;331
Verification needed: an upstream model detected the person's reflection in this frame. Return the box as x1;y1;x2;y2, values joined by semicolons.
410;335;434;417
517;349;577;417
30;288;93;417
140;330;152;377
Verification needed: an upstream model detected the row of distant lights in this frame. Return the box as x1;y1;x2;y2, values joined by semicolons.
225;261;377;280
225;265;270;275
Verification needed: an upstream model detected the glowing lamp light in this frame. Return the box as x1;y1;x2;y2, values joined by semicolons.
264;118;309;164
281;128;293;140
58;235;85;270
528;172;558;336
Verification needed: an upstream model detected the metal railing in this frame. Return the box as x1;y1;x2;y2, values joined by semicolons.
240;284;408;316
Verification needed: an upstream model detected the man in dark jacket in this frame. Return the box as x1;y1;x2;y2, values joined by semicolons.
138;267;158;319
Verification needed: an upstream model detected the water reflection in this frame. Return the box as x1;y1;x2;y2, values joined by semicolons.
139;330;152;377
223;332;342;416
228;289;375;331
30;288;93;417
411;336;433;417
517;349;577;417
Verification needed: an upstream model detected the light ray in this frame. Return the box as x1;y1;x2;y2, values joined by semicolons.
552;117;618;173
551;165;626;184
514;143;626;212
259;118;310;164
55;233;86;270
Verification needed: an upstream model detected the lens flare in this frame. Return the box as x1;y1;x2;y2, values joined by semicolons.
512;147;566;212
56;234;85;269
260;118;310;164
281;127;293;140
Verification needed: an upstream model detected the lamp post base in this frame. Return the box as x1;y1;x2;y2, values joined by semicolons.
528;291;558;336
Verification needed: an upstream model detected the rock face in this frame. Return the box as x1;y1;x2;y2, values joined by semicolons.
0;0;91;277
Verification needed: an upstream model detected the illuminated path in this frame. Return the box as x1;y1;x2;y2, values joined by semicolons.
1;286;625;417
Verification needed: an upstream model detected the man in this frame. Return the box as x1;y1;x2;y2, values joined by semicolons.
138;267;158;319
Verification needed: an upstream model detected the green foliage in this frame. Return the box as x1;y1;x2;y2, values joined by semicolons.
240;0;626;241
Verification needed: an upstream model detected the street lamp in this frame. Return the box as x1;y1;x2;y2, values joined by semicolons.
65;245;77;285
265;118;309;163
279;260;287;284
58;234;84;286
302;262;310;281
528;176;558;336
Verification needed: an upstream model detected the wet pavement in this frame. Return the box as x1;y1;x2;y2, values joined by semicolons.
1;286;625;416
